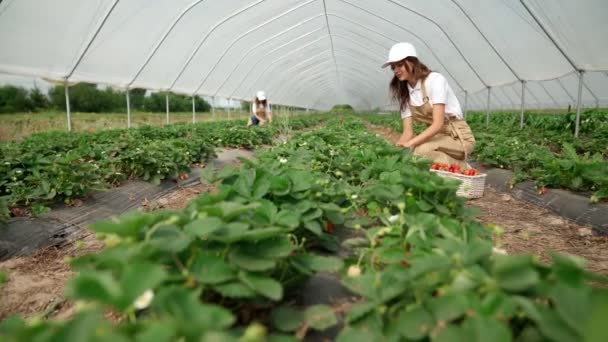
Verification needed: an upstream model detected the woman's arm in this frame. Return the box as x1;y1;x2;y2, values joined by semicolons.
402;104;445;148
254;111;266;123
396;117;414;146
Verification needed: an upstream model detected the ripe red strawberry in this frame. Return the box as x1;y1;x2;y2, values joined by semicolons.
325;222;334;233
400;260;410;267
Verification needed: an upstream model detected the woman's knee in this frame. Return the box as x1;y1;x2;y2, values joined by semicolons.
413;142;436;155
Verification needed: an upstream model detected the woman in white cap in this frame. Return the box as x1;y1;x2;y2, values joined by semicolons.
248;90;273;127
383;42;474;168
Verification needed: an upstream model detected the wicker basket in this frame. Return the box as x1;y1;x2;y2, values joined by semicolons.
430;169;486;199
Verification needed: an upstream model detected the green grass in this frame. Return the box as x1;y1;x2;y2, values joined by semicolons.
0;110;254;142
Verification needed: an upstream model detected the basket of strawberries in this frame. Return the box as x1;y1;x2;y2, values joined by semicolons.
430;163;486;199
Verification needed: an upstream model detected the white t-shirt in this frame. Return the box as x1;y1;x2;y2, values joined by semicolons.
251;102;272;116
400;72;463;120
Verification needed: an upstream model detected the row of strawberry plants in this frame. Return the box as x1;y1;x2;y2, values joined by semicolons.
269;117;608;341
0;115;323;219
359;113;608;202
3;117;605;341
0;117;474;340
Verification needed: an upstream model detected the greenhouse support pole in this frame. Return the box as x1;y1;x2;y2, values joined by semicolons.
165;93;170;125
463;91;468;119
211;96;216;120
485;87;491;127
228;98;232;119
519;81;526;129
192;96;196;124
126;88;132;129
64;80;72;132
575;71;584;138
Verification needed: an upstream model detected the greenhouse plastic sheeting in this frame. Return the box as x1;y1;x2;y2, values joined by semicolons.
0;0;607;110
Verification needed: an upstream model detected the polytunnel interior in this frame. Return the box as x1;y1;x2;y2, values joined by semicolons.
0;0;607;111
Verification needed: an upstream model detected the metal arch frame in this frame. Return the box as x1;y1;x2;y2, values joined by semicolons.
273;66;377;108
223;31;328;98
524;83;543;109
321;0;341;88
241;44;336;98
308;80;372;108
191;0;318;95
310;86;340;109
327;11;467;92
255;4;478;109
289;81;337;110
555;78;576;104
507;82;535;109
289;72;378;110
505;81;537;110
518;0;597;136
231;35;329;98
164;0;267;92
215;3;470;104
210;18;326;97
537;82;561;109
126;0;210;88
502;85;520;109
329;20;389;51
519;0;580;72
226;16;396;104
556;76;599;108
66;0;120;79
261;39;388;105
448;0;522;81
488;86;510;109
257;49;334;98
60;0;119;131
525;81;558;109
271;60;379;106
497;87;516;109
375;0;488;87
274;63;382;105
288;78;373;110
332;35;386;63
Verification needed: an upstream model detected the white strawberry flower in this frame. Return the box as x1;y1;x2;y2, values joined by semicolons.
347;265;361;277
492;247;508;255
351;194;358;200
133;289;154;310
388;215;399;223
279;158;288;164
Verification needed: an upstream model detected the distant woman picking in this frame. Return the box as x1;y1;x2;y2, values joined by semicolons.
248;90;273;127
383;42;475;168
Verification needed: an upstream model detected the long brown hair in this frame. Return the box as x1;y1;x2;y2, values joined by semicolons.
254;97;267;108
389;57;432;112
254;97;268;118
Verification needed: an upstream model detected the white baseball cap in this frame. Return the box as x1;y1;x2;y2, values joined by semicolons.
256;91;266;101
381;42;417;68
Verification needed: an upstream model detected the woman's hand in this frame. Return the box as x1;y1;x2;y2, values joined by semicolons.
396;136;408;147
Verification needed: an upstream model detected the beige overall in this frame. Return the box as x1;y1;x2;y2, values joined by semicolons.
409;81;475;168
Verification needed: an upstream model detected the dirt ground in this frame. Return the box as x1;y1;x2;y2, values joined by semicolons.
365;122;608;276
0;183;214;321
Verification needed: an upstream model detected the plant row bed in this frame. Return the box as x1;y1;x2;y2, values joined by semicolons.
1;117;606;341
359;111;608;202
0;115;324;220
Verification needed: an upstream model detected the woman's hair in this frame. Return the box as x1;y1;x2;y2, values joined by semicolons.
389;57;432;112
254;97;267;118
254;97;267;108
